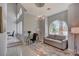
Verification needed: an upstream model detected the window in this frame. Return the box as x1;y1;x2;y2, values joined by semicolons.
16;8;23;34
49;20;68;36
17;21;22;34
17;8;22;19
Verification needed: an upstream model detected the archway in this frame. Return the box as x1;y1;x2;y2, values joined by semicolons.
49;20;68;37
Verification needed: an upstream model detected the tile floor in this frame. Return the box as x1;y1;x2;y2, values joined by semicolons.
6;42;73;56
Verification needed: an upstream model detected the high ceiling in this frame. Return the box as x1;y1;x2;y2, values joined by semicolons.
21;3;71;16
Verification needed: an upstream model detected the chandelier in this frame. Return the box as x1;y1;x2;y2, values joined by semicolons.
35;3;45;7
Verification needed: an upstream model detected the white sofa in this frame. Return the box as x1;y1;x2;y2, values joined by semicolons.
44;35;68;50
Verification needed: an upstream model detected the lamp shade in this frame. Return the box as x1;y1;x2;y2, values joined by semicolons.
71;27;79;34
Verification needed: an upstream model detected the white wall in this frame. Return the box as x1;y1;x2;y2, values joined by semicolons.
0;3;7;56
24;13;38;34
7;3;16;34
45;17;48;37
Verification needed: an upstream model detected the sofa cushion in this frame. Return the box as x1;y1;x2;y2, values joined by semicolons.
47;34;55;39
45;38;62;43
47;35;65;41
55;35;65;41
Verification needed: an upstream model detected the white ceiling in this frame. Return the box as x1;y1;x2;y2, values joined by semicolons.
21;3;71;16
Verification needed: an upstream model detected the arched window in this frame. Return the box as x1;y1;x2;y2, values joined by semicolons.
49;20;68;36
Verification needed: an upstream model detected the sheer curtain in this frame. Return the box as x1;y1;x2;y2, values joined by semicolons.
17;21;22;34
16;8;23;35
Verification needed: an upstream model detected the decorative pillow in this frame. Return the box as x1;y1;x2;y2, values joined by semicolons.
47;34;55;39
55;35;65;41
46;34;65;41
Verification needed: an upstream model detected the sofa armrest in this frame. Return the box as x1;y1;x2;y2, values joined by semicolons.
62;39;67;42
62;39;68;49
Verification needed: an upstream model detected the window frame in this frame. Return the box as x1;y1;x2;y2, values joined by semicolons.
49;20;68;36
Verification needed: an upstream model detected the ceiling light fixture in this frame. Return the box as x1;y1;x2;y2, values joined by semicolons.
35;3;45;7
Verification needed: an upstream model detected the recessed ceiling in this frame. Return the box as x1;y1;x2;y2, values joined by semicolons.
21;3;71;16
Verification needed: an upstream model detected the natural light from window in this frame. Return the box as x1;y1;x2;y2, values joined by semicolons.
17;8;22;19
49;20;68;36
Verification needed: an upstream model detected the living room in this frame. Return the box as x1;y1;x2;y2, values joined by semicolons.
0;3;79;56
